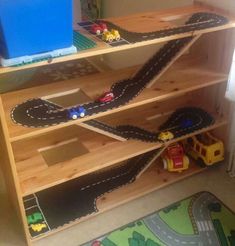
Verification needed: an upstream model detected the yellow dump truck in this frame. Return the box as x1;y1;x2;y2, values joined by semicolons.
184;132;224;166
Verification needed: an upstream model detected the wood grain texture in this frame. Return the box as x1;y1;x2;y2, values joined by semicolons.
0;97;31;245
1;55;228;142
31;160;206;242
12;108;227;196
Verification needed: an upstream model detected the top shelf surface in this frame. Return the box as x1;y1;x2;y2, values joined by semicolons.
0;3;235;75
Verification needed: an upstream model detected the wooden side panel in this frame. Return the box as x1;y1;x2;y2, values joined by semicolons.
0;96;31;245
190;13;235;147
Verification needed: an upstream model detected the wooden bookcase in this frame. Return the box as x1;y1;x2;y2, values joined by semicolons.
0;3;235;245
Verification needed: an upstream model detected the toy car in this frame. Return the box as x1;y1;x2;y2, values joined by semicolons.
102;29;120;42
31;223;47;232
97;92;114;103
183;132;224;166
68;106;86;120
181;119;193;128
158;131;174;141
91;241;102;246
91;23;108;35
162;143;189;172
27;212;43;225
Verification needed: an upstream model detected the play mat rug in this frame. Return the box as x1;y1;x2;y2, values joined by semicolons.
83;192;235;246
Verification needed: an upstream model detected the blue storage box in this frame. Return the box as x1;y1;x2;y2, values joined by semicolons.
0;0;74;59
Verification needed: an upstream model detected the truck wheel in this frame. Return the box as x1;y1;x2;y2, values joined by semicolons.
72;115;78;120
96;30;101;35
108;37;113;42
162;159;168;170
116;36;120;41
197;158;206;168
80;112;85;118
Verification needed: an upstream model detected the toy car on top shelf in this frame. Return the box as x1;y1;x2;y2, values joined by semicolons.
102;29;121;42
91;22;108;35
97;92;114;103
162;143;189;172
183;132;224;167
68;106;86;120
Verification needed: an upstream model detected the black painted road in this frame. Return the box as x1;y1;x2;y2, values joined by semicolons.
11;12;227;129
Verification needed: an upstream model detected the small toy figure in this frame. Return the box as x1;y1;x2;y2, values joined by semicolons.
162;143;189;172
68;106;86;120
183;132;224;166
158;131;174;141
31;223;47;232
97;92;114;103
102;29;120;42
91;22;108;35
27;212;43;225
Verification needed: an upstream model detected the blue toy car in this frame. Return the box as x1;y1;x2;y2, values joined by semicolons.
181;119;193;128
68;106;86;120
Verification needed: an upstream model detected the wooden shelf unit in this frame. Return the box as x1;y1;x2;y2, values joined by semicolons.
0;2;235;245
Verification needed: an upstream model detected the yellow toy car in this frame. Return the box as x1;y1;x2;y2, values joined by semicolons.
31;223;47;232
158;131;174;141
162;143;189;172
184;132;224;166
102;29;120;42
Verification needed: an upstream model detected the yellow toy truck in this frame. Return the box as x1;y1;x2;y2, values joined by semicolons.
102;29;120;42
184;132;224;167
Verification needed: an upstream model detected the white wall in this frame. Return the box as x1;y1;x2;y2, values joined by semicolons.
102;0;193;18
200;0;235;13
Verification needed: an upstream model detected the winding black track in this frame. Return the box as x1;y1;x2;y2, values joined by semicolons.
24;149;161;236
19;12;227;238
23;105;214;238
11;12;227;129
102;12;228;43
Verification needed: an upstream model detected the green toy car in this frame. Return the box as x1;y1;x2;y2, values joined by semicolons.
27;212;43;225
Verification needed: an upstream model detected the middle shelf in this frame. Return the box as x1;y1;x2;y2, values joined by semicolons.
1;54;228;142
13;97;227;196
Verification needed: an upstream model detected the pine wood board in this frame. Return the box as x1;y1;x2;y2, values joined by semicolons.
1;55;228;142
96;160;205;210
0;4;235;75
13;110;227;196
0;97;32;245
31;160;206;242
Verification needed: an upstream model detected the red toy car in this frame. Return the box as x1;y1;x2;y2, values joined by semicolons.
97;92;114;103
91;23;108;35
162;143;189;172
91;241;101;246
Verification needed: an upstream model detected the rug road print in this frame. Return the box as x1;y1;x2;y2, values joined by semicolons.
83;192;235;246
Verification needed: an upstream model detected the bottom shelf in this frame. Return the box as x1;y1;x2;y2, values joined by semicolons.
23;155;207;241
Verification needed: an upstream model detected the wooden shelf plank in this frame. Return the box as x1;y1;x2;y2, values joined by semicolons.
31;160;206;242
0;4;235;75
1;55;228;142
13;111;227;196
